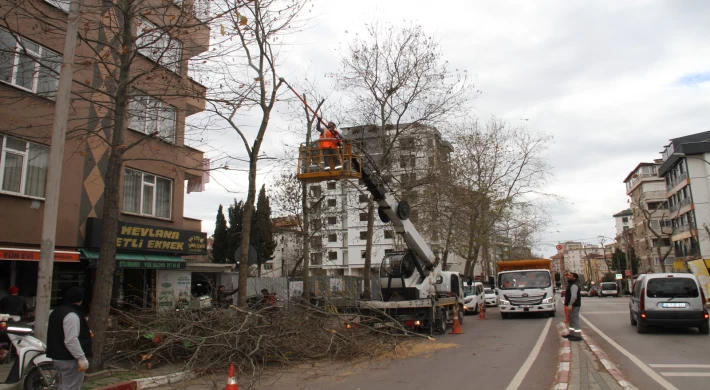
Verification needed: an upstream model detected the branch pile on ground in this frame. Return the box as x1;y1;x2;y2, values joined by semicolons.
104;302;417;376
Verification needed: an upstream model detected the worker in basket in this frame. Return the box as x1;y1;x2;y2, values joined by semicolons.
315;117;343;171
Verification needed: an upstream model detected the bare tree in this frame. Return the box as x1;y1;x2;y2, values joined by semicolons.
336;22;473;296
629;194;675;273
449;118;553;278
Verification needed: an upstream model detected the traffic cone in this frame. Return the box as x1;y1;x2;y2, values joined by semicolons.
225;363;238;390
564;306;569;324
478;303;486;320
450;306;464;334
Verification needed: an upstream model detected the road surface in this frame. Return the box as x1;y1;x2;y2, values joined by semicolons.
579;296;710;390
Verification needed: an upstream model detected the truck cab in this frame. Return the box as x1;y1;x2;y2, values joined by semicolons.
497;260;556;319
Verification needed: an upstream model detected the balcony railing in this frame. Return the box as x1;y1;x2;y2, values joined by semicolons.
669;197;691;213
673;223;695;234
666;172;688;191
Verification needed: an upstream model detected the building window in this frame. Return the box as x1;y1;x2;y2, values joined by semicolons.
309;201;321;213
0;29;62;99
400;155;416;168
327;182;336;190
128;94;177;143
359;194;369;203
310;235;322;248
360;250;367;258
621;217;628;223
123;168;173;219
309;185;322;197
384;230;394;239
263;263;273;270
360;231;368;240
359;212;369;221
384;249;394;255
0;135;49;198
327;198;336;207
136;19;182;73
310;219;322;231
310;253;322;265
623;226;629;231
328;251;337;261
327;234;337;243
327;216;337;225
399;138;415;150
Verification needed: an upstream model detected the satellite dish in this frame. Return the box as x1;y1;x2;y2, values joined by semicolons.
235;245;258;266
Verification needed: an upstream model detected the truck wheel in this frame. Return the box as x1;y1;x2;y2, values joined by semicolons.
458;305;464;325
434;309;448;335
637;319;648;334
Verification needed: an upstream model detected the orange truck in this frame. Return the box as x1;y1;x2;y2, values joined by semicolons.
496;259;556;319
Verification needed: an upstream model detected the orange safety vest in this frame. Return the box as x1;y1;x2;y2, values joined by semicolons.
319;128;340;149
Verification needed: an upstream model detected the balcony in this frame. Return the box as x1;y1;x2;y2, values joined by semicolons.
666;172;688;192
669;198;691;214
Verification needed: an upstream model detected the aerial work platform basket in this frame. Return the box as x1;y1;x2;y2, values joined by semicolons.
297;141;363;183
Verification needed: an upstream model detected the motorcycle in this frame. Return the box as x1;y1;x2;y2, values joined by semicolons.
0;315;58;390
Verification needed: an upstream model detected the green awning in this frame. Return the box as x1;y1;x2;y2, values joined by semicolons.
80;249;186;270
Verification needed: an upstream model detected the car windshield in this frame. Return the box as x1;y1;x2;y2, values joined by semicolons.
484;288;494;294
647;278;699;298
462;285;475;297
601;283;617;290
498;271;551;290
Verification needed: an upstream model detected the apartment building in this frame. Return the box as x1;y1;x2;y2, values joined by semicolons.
306;123;454;277
623;161;673;273
658;130;710;271
0;0;210;308
555;242;604;282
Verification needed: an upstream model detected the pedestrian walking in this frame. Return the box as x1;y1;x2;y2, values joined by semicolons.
563;272;582;341
46;287;92;390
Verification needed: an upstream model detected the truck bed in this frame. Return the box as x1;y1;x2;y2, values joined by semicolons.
326;297;458;310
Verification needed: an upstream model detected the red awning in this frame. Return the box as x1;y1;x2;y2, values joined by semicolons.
0;247;80;262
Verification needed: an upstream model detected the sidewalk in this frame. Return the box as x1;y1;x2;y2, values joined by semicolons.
555;322;635;390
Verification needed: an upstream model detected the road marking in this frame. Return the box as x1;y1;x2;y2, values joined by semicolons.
505;317;552;390
651;364;710;369
580;311;627;314
581;315;679;390
660;372;710;377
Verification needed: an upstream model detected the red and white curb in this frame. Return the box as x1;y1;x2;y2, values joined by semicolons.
553;322;636;390
95;371;193;390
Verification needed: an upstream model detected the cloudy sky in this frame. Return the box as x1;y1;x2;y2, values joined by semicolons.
184;0;710;257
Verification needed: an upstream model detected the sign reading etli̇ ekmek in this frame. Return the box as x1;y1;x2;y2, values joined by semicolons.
85;218;208;255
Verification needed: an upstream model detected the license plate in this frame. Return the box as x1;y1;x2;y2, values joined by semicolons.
373;322;396;328
520;305;533;308
661;302;687;308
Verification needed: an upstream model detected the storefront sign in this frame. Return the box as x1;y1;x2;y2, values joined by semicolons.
156;270;192;310
0;248;80;262
117;260;186;269
86;218;207;255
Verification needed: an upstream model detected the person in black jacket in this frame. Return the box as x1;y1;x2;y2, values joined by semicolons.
0;286;28;319
563;272;583;341
46;287;92;390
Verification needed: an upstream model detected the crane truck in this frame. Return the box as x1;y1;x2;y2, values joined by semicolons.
496;259;556;319
333;163;466;335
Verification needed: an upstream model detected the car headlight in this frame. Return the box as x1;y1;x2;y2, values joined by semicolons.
542;297;554;304
499;299;510;305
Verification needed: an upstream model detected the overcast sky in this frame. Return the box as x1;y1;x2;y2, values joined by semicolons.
183;0;710;258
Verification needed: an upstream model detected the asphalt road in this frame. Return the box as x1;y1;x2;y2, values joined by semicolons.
256;305;561;390
579;296;710;390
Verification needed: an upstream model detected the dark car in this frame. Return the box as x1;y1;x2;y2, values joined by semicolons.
589;287;600;297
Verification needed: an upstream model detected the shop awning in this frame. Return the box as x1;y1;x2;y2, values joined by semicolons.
0;247;80;262
80;249;186;270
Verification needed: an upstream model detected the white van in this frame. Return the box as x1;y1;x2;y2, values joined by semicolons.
463;282;485;314
629;273;709;334
599;282;619;297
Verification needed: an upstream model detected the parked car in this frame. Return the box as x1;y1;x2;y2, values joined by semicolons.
629;273;709;334
581;289;589;297
600;282;619;297
589;287;600;297
484;287;497;307
463;282;485;314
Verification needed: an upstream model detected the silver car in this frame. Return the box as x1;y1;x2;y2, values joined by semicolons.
629;273;709;334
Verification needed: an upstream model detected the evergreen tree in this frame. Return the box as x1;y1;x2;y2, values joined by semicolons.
212;205;229;263
227;200;245;264
251;185;277;276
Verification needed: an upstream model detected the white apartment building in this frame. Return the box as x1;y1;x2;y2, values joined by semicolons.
306;124;454;277
613;209;633;237
556;242;604;281
658;130;710;269
623;160;673;273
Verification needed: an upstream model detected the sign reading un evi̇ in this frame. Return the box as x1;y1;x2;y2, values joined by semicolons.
86;218;207;255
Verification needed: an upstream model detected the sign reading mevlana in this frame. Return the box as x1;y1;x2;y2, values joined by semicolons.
86;218;207;255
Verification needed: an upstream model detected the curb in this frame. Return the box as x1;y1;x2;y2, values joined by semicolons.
553;322;571;390
95;371;193;390
582;333;637;390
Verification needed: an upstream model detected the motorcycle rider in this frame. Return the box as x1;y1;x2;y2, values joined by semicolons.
46;287;92;390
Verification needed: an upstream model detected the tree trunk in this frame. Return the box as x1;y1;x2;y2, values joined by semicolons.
657;245;667;273
363;199;375;299
441;222;454;270
468;245;481;279
463;227;476;276
88;5;132;370
301;180;310;300
237;157;259;307
482;240;490;280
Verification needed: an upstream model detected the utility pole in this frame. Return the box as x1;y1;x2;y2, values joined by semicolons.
34;0;82;342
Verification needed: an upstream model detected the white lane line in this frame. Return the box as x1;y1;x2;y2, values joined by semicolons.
660;373;710;377
581;315;679;390
505;317;552;390
651;364;710;369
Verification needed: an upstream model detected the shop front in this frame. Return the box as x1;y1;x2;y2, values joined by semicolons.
84;218;208;310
